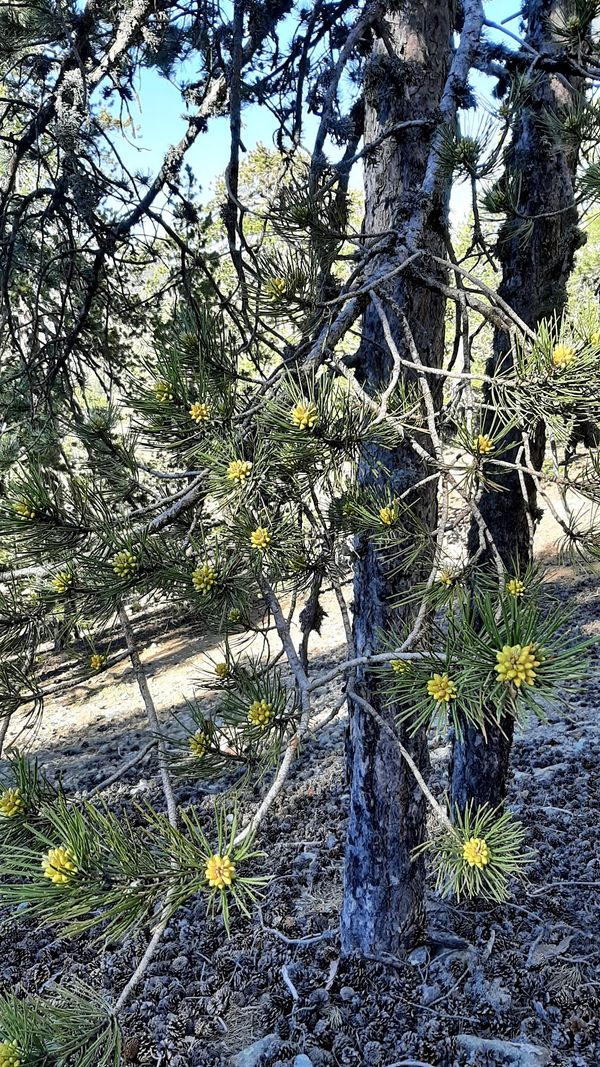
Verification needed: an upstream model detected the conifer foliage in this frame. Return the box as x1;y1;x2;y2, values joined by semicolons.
0;0;599;1060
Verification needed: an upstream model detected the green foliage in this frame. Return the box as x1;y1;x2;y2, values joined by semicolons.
171;653;300;780
549;0;600;44
376;566;589;736
2;3;600;1053
539;92;600;151
0;754;57;847
0;792;267;940
0;0;65;61
511;318;600;443
0;663;42;730
219;659;299;746
0;983;121;1067
417;802;533;903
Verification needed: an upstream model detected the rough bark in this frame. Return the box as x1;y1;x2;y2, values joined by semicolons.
450;0;584;812
341;0;453;956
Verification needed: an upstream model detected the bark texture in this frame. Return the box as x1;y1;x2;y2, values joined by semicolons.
341;1;452;956
450;0;584;812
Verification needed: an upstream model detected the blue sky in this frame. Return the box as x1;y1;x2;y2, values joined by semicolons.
111;0;521;214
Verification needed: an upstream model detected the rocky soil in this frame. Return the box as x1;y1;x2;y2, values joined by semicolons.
0;509;599;1067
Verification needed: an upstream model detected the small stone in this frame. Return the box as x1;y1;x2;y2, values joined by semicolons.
534;1000;550;1022
130;779;151;795
294;1056;315;1067
308;988;329;1007
456;1035;551;1065
339;985;355;1001
421;983;441;1005
408;945;429;967
295;850;318;864
231;1034;282;1067
486;977;512;1012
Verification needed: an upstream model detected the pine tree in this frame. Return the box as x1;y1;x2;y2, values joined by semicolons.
0;2;599;1061
450;0;595;810
340;0;454;956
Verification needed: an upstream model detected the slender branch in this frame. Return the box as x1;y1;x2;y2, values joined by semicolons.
421;0;486;198
118;605;178;828
114;896;175;1011
308;650;432;693
310;1;382;187
234;576;311;846
0;713;13;759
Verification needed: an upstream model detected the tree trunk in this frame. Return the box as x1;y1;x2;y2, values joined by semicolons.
341;1;452;956
450;0;584;812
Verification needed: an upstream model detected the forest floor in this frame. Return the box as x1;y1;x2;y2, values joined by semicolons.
1;500;599;1067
